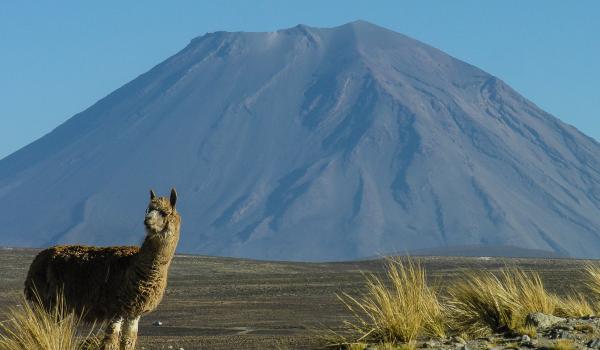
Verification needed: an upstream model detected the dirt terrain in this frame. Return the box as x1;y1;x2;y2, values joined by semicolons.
0;248;591;349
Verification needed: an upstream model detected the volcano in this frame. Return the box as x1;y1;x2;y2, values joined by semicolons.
2;21;599;261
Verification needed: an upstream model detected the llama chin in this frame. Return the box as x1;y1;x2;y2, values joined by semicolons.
24;188;181;350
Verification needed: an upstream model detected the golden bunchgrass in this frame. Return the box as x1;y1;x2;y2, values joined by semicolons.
335;258;445;347
0;292;101;350
585;264;600;310
556;292;594;318
331;260;600;348
586;264;600;293
445;267;560;338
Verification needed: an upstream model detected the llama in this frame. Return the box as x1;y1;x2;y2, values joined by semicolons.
24;188;181;350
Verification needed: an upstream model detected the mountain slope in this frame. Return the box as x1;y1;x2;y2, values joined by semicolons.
2;21;600;261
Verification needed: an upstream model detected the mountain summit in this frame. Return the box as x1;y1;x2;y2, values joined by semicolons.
2;21;600;261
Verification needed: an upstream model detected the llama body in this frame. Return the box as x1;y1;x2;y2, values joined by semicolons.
24;189;181;350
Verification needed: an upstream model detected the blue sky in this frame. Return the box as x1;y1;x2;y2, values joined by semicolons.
1;1;599;159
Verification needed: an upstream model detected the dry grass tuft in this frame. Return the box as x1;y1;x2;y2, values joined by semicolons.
336;258;444;347
585;264;600;310
586;264;600;294
345;343;367;350
446;267;560;337
549;339;576;350
514;324;537;338
333;262;600;348
556;292;594;318
573;323;595;334
0;292;101;350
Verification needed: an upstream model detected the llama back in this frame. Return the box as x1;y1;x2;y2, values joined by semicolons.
24;245;140;321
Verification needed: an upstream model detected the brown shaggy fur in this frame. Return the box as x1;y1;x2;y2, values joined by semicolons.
24;189;181;350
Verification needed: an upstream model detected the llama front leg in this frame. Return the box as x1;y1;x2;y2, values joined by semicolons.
100;317;123;350
120;316;140;350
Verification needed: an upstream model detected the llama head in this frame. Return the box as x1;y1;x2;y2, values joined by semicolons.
144;188;181;239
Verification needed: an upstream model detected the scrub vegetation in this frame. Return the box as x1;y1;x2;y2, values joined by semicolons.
332;260;600;349
0;292;101;350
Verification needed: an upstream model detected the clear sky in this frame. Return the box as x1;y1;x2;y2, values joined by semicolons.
1;1;599;160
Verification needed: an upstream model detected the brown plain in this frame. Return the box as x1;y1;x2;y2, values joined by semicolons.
0;248;589;350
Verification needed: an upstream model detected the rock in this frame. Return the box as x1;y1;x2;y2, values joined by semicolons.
152;320;163;326
588;339;600;349
549;329;572;339
556;324;575;331
559;330;571;339
423;340;438;348
520;335;537;348
525;312;565;329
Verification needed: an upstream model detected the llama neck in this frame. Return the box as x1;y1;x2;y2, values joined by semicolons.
129;231;179;283
139;237;177;267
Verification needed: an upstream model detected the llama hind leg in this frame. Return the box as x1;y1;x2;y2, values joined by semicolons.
120;316;140;350
100;317;123;350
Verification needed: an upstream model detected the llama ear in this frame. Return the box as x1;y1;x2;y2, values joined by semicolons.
170;188;177;208
150;189;156;200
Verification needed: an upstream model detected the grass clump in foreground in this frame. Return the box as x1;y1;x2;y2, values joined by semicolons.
0;293;100;350
334;258;445;348
446;267;560;338
585;264;600;310
333;259;600;348
556;292;595;318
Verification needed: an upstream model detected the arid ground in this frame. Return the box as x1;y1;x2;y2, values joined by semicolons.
0;248;590;349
